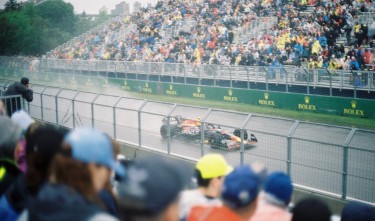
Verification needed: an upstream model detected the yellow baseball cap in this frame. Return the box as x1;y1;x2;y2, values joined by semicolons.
196;154;233;179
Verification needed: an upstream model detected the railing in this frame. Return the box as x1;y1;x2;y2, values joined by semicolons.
1;57;375;99
35;59;375;97
1;78;374;205
356;12;375;24
0;94;25;116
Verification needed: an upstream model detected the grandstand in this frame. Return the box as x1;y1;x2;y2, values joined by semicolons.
37;0;375;99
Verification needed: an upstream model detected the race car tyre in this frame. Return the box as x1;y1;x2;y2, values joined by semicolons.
233;129;248;140
160;125;178;138
208;133;225;149
160;125;168;138
250;133;258;142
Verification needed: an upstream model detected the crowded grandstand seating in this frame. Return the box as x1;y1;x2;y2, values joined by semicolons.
47;0;375;72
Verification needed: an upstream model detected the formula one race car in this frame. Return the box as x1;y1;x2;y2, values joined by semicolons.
160;115;258;150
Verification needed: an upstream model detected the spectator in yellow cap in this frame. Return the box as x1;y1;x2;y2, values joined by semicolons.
178;154;232;220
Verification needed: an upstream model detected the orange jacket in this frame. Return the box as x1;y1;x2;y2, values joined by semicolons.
187;205;242;221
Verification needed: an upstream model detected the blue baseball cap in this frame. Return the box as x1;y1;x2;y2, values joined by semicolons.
264;171;293;205
64;127;125;177
221;165;261;209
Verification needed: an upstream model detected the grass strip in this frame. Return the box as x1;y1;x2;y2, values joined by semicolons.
132;93;375;130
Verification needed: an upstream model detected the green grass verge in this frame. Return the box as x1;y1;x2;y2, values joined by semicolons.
131;92;375;130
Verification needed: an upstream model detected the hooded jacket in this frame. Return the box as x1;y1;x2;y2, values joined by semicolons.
19;183;118;221
0;159;22;196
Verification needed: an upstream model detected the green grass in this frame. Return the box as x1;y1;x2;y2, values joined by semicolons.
131;93;375;130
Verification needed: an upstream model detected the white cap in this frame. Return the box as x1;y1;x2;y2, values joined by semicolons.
11;110;34;130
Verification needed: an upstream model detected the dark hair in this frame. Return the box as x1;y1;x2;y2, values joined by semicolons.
292;198;331;221
195;169;211;187
25;123;63;194
20;77;29;85
50;144;99;203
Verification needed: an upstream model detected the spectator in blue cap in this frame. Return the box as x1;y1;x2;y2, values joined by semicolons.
250;171;293;221
341;202;375;221
187;165;260;221
19;127;124;221
117;156;188;221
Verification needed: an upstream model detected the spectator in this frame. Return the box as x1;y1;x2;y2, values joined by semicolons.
10;110;35;173
341;202;375;221
3;78;33;117
187;165;260;221
117;156;188;221
178;153;232;220
46;0;372;70
350;57;360;70
291;198;331;221
250;171;293;221
0;116;23;195
0;124;63;221
19;128;124;221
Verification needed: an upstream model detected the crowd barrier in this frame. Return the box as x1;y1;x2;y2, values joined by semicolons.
0;93;24;116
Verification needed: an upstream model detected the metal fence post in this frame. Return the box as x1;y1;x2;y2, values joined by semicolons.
307;69;311;94
245;67;250;89
167;116;171;155
229;66;232;88
166;104;177;155
342;128;357;200
137;100;148;148
200;109;213;157
287;121;300;176
55;88;63;125
91;94;100;128
240;114;252;165
329;70;333;96
113;97;122;140
71;92;80;129
263;67;269;91
40;87;47;121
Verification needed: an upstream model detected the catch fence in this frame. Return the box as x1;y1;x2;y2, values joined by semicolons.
0;78;374;205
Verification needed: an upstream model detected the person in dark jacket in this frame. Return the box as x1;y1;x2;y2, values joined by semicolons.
3;77;33;117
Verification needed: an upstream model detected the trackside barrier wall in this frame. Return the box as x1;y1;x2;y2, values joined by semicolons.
1;56;375;99
0;78;374;206
109;79;375;119
1;70;375;119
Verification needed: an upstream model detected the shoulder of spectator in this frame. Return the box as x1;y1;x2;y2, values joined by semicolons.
87;213;120;221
